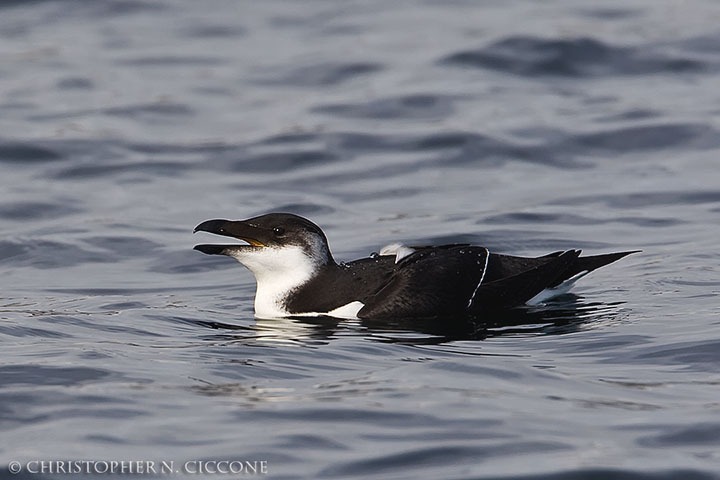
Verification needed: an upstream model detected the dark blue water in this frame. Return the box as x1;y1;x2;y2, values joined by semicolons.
2;1;720;479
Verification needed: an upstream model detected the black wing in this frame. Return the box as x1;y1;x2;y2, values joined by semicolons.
484;249;639;287
302;245;638;319
467;250;582;312
358;246;490;319
284;255;397;314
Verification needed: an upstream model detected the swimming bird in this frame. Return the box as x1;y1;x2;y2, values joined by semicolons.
193;213;638;320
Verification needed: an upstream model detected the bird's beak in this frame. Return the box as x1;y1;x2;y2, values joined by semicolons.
193;219;266;255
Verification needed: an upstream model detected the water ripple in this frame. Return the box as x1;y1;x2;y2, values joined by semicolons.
313;94;460;120
638;423;720;447
104;102;195;118
53;160;191;180
484;212;685;228
551;190;720;208
253;61;383;87
0;201;81;220
319;442;569;478
116;56;225;67
0;365;110;387
567;124;718;153
441;36;708;77
0;141;63;163
490;469;720;480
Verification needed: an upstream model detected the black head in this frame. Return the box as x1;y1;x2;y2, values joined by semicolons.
193;212;334;265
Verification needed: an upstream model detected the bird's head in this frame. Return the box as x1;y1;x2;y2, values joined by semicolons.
193;213;334;283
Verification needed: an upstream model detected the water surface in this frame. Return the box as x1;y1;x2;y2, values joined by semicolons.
1;1;720;479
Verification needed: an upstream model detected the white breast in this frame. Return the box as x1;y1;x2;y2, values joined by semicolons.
228;245;317;319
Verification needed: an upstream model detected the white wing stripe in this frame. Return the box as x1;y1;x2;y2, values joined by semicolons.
467;247;490;308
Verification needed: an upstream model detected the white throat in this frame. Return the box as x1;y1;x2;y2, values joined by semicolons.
228;245;319;318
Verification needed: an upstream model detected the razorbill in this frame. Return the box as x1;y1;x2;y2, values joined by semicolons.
194;213;638;320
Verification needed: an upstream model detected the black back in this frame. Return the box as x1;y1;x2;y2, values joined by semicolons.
358;246;490;319
284;245;638;319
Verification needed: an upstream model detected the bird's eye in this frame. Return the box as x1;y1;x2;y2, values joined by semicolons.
272;226;285;237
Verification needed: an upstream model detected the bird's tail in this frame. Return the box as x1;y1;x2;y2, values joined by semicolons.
549;250;640;288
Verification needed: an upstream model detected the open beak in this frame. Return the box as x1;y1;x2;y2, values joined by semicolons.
193;219;266;255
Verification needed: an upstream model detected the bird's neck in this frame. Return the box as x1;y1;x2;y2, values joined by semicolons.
250;249;337;319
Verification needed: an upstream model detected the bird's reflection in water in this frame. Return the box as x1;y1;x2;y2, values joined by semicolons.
193;295;625;346
359;295;624;345
188;296;625;399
